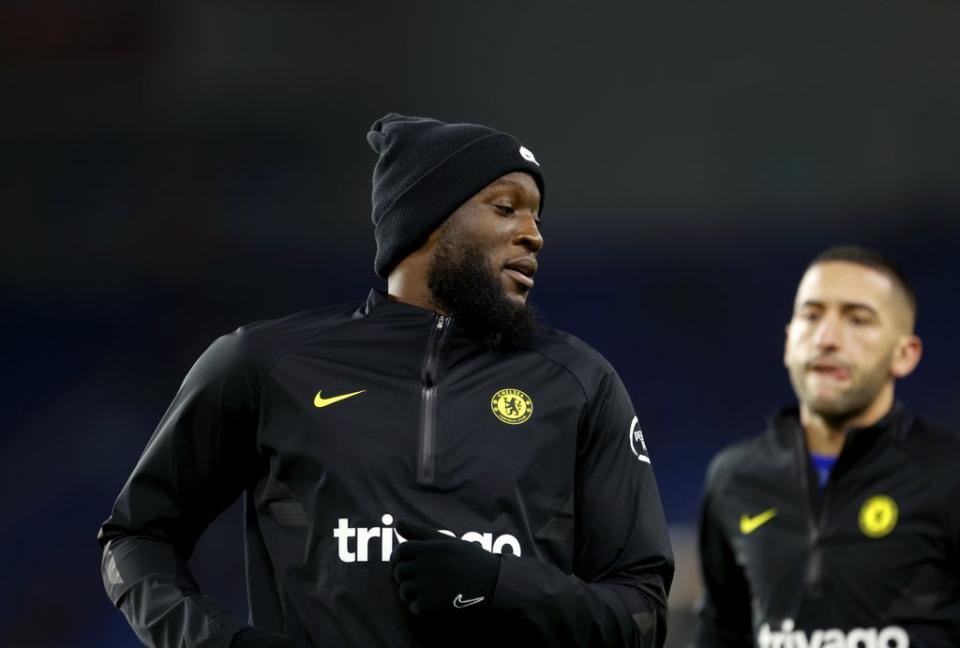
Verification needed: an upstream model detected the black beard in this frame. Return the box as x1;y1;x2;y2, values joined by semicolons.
427;231;540;340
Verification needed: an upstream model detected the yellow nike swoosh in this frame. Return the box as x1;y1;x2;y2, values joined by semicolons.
740;508;778;535
313;389;366;408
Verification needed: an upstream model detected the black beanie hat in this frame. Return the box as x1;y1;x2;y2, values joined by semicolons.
367;113;545;278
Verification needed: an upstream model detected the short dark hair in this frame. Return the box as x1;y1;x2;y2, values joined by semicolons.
810;245;917;318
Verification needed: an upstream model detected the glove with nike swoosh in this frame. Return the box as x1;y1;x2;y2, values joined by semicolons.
390;520;501;616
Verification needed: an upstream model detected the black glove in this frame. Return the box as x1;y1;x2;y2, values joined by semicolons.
390;520;501;616
229;627;297;648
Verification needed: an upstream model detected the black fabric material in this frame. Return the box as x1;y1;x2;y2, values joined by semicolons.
692;403;960;648
98;289;674;647
229;627;296;648
366;112;545;277
390;521;500;616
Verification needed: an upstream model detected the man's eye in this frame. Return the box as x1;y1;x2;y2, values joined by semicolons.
494;204;515;215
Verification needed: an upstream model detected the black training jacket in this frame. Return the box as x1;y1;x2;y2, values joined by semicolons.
693;404;960;648
98;290;674;648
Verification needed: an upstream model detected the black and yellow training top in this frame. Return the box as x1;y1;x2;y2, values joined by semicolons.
98;289;674;648
693;404;960;648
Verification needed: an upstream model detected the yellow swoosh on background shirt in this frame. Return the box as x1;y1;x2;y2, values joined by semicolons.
313;389;366;408
739;508;778;534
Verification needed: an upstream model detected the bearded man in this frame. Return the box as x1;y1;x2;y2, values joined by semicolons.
693;246;960;648
98;113;674;648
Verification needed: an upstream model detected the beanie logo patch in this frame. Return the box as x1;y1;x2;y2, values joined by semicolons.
519;146;539;166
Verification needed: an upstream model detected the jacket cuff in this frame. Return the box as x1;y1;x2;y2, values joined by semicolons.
489;553;557;612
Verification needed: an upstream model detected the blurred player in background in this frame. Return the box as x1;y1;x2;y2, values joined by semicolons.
693;246;960;647
99;113;674;647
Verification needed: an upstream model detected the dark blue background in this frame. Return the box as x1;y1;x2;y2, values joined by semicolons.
3;2;958;646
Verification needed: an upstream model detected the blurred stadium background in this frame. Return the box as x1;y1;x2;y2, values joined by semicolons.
2;1;958;646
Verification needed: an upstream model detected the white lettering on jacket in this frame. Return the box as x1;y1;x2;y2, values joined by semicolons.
333;514;523;562
757;618;909;648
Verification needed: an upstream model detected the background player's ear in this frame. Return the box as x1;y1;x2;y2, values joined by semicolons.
396;520;451;542
890;334;922;379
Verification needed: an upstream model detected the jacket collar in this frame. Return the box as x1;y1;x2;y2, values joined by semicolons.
768;401;915;448
359;289;438;320
358;289;512;347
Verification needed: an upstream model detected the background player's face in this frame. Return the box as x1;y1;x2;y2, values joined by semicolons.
783;261;919;421
440;171;543;307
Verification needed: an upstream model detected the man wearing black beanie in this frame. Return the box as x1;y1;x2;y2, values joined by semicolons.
98;113;674;647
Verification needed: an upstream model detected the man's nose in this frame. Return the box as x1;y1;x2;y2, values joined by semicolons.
516;213;544;252
814;314;841;349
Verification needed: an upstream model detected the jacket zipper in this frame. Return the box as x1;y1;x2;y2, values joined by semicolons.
417;314;449;485
795;430;824;596
799;430;853;597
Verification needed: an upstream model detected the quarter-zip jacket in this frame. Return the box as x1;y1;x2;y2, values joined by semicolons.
693;404;960;648
417;313;449;485
98;290;674;647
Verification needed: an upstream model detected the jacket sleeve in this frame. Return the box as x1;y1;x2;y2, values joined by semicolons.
490;370;675;647
690;458;754;648
97;330;265;648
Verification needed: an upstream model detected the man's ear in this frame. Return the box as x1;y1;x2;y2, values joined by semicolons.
890;334;922;379
783;322;791;369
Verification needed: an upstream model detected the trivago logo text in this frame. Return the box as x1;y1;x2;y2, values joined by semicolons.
758;619;908;648
333;514;522;562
